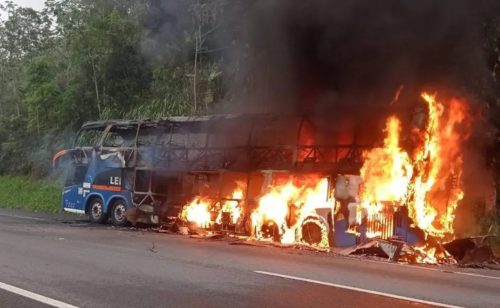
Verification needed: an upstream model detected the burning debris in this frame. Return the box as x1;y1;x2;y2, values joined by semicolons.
181;198;212;229
444;236;499;265
176;91;497;266
179;184;245;233
251;177;332;247
352;91;471;262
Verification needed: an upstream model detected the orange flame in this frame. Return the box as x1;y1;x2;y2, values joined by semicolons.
360;117;413;210
251;177;332;247
180;91;469;261
414;246;438;264
216;188;244;224
181;197;212;228
409;92;468;236
181;185;244;227
360;91;470;261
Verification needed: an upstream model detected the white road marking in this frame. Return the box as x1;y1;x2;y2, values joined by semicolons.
415;266;500;281
254;270;464;308
1;211;498;281
0;281;79;308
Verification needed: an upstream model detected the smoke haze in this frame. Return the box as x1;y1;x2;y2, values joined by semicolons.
144;0;500;235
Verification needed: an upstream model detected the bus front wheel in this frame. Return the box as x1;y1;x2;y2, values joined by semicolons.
110;200;128;227
89;198;107;224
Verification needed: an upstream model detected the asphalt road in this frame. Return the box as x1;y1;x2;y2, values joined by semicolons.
0;209;499;308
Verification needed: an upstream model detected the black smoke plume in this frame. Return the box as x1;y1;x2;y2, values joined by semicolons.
144;0;500;235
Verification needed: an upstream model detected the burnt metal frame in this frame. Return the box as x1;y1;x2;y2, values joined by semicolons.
77;116;373;210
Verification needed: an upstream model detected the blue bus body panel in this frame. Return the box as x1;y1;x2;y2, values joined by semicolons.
84;190;133;213
62;185;133;214
62;149;133;214
62;185;85;213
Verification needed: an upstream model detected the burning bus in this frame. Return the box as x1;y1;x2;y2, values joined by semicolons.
53;113;369;240
53;91;471;258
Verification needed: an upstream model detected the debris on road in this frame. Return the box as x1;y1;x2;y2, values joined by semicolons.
346;235;500;266
444;236;499;266
348;238;404;261
149;242;158;253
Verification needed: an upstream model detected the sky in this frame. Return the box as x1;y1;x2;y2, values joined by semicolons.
1;0;45;11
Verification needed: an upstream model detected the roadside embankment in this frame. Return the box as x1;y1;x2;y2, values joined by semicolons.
0;176;60;213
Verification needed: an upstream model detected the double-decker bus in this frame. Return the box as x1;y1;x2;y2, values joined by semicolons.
54;114;417;247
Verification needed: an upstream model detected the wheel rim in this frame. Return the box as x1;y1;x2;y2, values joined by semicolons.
91;202;102;219
114;204;126;222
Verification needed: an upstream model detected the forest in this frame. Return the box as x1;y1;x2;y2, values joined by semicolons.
0;0;499;230
0;0;234;176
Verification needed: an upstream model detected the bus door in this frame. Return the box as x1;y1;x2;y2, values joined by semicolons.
61;153;90;213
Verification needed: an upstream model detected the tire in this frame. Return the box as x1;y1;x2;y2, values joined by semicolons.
88;198;108;224
110;200;128;227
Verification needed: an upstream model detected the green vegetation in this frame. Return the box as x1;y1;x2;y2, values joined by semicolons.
0;176;60;213
0;0;229;212
0;0;225;176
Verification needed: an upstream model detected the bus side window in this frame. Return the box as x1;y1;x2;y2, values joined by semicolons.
103;133;125;147
103;124;137;148
156;127;172;146
151;172;181;195
137;126;160;146
103;125;138;148
170;125;187;147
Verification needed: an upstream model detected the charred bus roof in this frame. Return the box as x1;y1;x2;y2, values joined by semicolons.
75;114;381;174
80;114;280;129
79;113;382;148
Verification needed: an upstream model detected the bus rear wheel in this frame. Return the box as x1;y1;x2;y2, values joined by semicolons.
111;200;128;227
89;198;107;224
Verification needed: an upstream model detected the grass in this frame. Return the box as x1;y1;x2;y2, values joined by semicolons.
0;175;61;213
